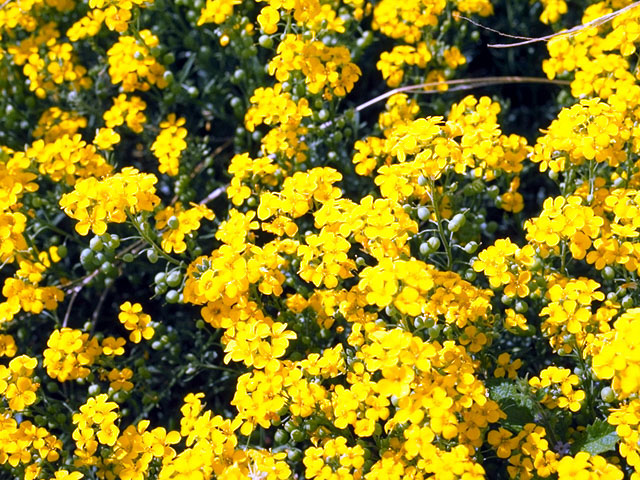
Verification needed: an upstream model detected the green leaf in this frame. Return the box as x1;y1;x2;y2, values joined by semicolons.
487;378;536;431
571;420;619;456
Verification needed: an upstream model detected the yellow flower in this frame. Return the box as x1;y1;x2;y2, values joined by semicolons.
118;301;154;343
257;6;279;34
93;127;121;150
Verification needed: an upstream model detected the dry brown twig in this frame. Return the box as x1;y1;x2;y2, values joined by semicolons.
354;76;570;113
457;1;640;48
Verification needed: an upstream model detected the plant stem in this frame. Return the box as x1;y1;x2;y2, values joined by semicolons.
128;213;181;266
428;179;453;270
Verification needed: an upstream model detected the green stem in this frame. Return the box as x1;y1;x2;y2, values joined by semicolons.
127;213;181;266
572;338;596;419
428;179;453;270
560;242;568;276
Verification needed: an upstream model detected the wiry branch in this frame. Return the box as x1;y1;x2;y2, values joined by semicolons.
354;76;570;113
455;13;537;41
457;1;640;48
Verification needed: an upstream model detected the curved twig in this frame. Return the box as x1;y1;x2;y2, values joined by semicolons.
455;14;537;41
62;270;99;327
473;1;640;48
354;76;570;113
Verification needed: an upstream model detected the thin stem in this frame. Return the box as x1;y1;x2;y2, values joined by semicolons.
572;339;596;419
428;179;453;270
484;1;640;48
128;213;181;266
62;270;99;327
199;186;227;205
352;76;570;114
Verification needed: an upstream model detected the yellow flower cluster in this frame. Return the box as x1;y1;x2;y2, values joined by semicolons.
226;153;279;206
540;276;605;349
372;0;490;87
152;114;187;176
0;355;39;411
155;202;215;254
72;394;120;460
33;107;87;141
304;437;365;479
1;248;65;324
43;328;102;381
531;98;629;172
525;195;603;258
608;399;640;472
359;96;527;214
377;43;434;88
107;30;168;92
97;419;180;480
24;133;113;185
59;167;160;235
157;392;292;479
556;452;623;480
538;0;568;24
0;413;61;475
103;94;148;133
543;4;640;103
488;424;557;479
7;0;640;478
378;93;421;137
68;0;154;39
10;33;91;99
197;0;241;26
473;238;533;290
244;84;311;160
529;366;586;412
592;308;640;399
269;34;362;97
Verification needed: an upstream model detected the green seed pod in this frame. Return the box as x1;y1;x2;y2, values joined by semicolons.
167;271;182;287
259;34;273;48
90;236;103;252
290;429;305;443
600;386;616;403
515;300;528;313
147;249;159;264
486;221;498;234
487;185;500;199
427;236;441;251
80;249;95;268
464;241;478;254
166;290;180;304
108;234;120;249
448;213;466;232
417;206;430;220
57;244;68;258
602;266;615;281
501;294;513;305
287;448;303;462
274;429;289;445
464;269;476;282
